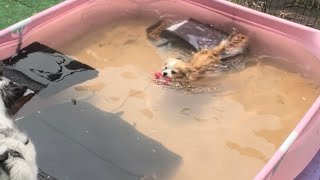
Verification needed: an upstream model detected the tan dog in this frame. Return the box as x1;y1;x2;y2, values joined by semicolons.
161;33;249;81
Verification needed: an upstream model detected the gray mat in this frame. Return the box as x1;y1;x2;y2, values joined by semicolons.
17;101;181;180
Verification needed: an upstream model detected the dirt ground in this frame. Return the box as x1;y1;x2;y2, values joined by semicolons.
229;0;320;29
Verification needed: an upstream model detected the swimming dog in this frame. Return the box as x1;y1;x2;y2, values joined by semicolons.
161;33;249;81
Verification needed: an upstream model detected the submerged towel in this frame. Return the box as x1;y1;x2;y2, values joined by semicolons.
162;19;228;51
17;101;181;180
3;42;98;96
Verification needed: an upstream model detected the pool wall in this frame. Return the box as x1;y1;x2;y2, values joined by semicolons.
1;0;320;179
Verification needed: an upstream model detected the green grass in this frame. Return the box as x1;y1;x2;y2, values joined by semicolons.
0;0;64;30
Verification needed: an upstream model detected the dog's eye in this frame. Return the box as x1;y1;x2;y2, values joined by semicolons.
171;70;177;74
8;150;24;159
10;151;20;157
24;138;29;145
164;67;168;70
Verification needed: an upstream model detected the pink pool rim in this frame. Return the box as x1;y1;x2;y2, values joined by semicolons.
1;0;320;179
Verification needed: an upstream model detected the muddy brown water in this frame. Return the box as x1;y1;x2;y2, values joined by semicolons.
56;19;320;180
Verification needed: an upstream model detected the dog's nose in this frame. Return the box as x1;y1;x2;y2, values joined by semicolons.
163;72;167;77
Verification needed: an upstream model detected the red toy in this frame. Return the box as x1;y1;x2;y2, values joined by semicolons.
154;72;172;85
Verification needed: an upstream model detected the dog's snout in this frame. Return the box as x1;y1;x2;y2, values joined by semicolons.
163;72;168;77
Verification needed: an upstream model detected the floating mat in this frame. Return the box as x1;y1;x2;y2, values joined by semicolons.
147;19;228;51
162;19;228;51
16;101;181;180
146;18;249;64
3;42;98;96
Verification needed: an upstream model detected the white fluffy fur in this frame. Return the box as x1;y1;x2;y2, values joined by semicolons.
0;80;37;180
162;58;178;78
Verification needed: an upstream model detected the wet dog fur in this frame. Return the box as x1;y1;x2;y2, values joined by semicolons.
161;33;249;81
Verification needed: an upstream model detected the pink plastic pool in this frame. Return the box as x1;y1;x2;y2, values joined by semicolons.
1;0;320;179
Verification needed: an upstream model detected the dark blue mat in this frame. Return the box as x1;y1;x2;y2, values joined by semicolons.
3;42;98;96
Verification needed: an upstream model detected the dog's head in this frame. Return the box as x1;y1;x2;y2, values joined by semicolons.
0;79;28;115
0;88;37;180
161;58;200;81
0;129;38;180
0;71;37;180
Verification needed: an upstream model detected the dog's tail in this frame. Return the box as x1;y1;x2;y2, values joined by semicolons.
209;39;229;56
218;32;249;59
